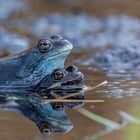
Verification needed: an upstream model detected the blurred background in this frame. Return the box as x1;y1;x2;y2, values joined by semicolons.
1;0;140;140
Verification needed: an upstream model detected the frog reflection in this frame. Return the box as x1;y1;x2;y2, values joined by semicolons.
35;65;85;109
0;66;85;134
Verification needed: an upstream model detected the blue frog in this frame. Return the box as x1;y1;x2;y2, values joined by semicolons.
0;34;73;84
0;35;85;134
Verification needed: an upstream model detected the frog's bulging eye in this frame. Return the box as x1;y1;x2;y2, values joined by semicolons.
51;102;64;111
38;39;52;53
52;69;65;80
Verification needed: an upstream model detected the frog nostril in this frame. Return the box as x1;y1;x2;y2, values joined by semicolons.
66;65;78;72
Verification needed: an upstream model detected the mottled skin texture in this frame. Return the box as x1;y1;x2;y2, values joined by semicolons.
0;34;73;84
0;34;85;134
36;65;85;109
0;66;85;134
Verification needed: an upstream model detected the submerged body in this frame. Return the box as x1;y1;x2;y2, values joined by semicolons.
0;66;85;134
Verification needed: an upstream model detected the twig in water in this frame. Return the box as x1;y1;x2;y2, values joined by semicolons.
41;99;104;104
41;81;108;104
57;80;108;100
84;80;108;92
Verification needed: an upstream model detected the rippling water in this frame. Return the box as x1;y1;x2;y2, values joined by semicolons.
1;0;140;140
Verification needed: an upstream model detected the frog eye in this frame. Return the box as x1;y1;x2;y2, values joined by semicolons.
51;102;64;111
52;69;65;80
38;39;52;53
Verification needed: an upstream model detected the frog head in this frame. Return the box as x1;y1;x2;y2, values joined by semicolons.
17;35;73;82
34;65;86;110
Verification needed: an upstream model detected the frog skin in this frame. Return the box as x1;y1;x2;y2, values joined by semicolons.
0;66;85;134
35;65;85;109
0;34;73;84
0;66;85;109
0;34;85;134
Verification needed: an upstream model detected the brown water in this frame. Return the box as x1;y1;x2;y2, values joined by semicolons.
1;0;140;140
0;54;139;140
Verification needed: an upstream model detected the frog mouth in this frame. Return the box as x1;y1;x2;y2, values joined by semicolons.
27;49;71;69
62;76;84;86
51;75;85;92
47;50;72;60
50;83;85;99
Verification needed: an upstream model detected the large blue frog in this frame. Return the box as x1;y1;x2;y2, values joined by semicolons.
0;34;73;84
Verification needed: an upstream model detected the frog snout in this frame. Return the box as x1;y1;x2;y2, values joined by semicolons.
66;65;84;82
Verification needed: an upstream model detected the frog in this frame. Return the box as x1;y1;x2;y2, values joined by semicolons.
0;34;86;134
0;34;73;84
35;65;85;110
0;65;86;134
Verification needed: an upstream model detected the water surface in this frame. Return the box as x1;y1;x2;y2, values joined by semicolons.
0;0;140;140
